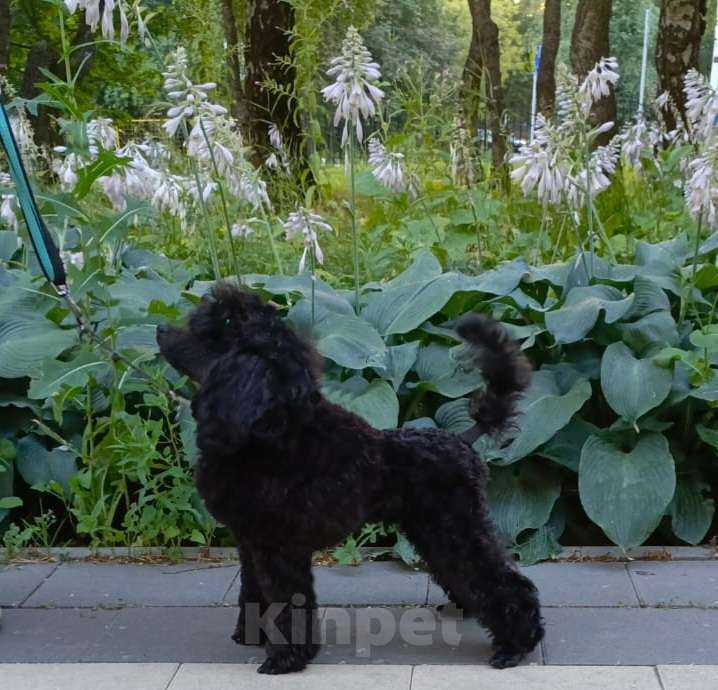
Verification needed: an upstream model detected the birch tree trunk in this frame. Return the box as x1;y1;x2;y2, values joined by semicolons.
656;0;708;130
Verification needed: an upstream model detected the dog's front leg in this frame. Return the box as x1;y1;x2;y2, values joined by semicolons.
252;548;319;675
232;543;267;646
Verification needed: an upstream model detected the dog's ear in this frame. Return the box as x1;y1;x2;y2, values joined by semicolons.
195;350;314;446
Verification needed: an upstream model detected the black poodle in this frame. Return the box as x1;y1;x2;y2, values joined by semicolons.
156;282;543;674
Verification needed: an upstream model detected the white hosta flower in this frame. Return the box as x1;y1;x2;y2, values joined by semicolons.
162;47;227;137
87;117;119;155
266;123;290;172
620;117;652;168
283;209;332;273
566;141;620;210
232;170;270;211
64;0;130;43
578;57;619;116
510;117;567;206
0;194;18;232
685;143;718;226
231;221;255;239
265;152;280;170
187;117;235;177
321;26;384;145
684;69;718;143
9;109;37;164
52;149;81;191
99;172;127;210
60;250;85;270
152;172;186;219
268;123;283;152
450;120;478;188
367;138;406;193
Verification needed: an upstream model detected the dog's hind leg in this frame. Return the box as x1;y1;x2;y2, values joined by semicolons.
232;543;268;646
401;502;544;669
251;547;320;675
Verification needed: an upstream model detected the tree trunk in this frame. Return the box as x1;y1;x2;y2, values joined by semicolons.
0;0;10;76
656;0;708;130
219;0;251;127
463;0;506;172
20;41;59;146
570;0;616;143
243;0;306;173
538;0;561;117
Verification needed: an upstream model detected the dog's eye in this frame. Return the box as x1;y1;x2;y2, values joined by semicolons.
224;318;232;326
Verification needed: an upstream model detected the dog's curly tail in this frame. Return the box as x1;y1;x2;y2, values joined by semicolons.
456;314;532;441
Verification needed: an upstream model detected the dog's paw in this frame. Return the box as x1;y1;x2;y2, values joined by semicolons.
257;653;307;675
489;649;524;669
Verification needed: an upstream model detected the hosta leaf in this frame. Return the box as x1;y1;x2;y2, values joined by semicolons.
435;398;475;434
457;257;530;296
363;273;458;336
16;435;78;495
489;370;592;465
690;378;718;401
411;343;484;398
0;230;20;261
601;342;672;423
376;342;420;390
322;376;399;429
0;457;16;522
538;417;599;472
514;503;566;564
116;324;161;354
579;432;676;551
626;276;671;318
247;273;354;315
28;348;111;399
669;478;714;545
107;273;183;315
618;311;678;352
313;312;386;370
690;325;718;353
0;319;77;378
488;459;562;541
545;285;634;344
697;424;718;451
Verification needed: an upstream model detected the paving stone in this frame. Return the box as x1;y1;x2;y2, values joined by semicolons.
657;665;718;690
628;562;718;607
0;663;178;690
0;608;119;662
411;665;661;689
82;606;260;663
315;606;543;665
427;562;638;608
24;562;238;608
0;563;58;606
543;608;718;665
169;664;412;690
224;561;429;606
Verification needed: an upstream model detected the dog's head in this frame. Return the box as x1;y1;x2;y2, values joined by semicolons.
156;282;280;384
157;282;320;443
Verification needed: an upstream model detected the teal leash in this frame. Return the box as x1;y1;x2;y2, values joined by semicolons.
0;100;185;406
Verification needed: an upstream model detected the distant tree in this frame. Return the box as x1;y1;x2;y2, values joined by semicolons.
463;0;507;171
538;0;561;116
0;0;9;77
656;0;708;130
570;0;616;142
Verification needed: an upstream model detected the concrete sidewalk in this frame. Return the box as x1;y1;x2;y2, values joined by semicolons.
2;557;718;687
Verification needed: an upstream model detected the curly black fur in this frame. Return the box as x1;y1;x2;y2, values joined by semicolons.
156;283;544;675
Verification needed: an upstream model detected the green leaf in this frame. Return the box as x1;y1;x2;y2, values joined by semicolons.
410;343;484;398
514;504;566;565
375;342;420;391
0;496;22;509
176;402;198;466
28;348;111;399
364;273;459;336
690;325;718;353
538;417;599;472
0;230;20;261
0;437;16;461
313;312;386;370
74;150;130;199
618;311;679;352
690;378;718;401
545;285;634;344
601;343;672;423
669;478;714;545
579;432;676;551
488;459;562;541
0;457;16;522
0;318;77;378
322;376;399;429
393;531;421;566
489;370;592;465
15;435;78;495
435;398;475;434
697;424;718;451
